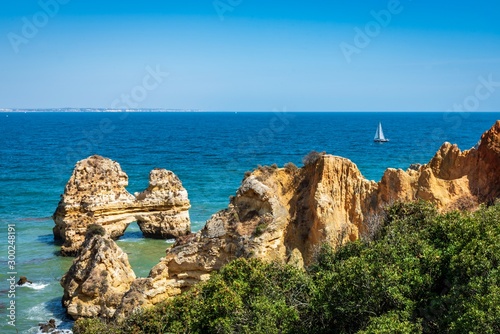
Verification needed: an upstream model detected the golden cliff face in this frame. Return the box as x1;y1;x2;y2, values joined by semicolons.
379;120;500;210
61;121;500;319
53;155;191;256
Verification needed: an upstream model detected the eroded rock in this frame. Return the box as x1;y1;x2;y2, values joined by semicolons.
61;232;136;319
53;156;191;256
135;169;190;239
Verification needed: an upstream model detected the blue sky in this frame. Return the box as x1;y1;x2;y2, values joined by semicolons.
0;0;499;111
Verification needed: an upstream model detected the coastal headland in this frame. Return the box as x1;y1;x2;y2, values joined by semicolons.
58;121;500;320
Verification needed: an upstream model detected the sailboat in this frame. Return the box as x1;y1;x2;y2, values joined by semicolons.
374;122;389;142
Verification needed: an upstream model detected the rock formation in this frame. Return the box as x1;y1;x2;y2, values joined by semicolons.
378;120;500;210
60;121;500;320
112;156;381;317
53;156;191;256
38;319;57;333
17;276;32;286
61;231;136;319
135;169;191;239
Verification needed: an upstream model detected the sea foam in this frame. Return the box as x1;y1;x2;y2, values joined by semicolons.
19;282;50;290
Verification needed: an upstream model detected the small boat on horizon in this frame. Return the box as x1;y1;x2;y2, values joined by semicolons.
374;122;389;142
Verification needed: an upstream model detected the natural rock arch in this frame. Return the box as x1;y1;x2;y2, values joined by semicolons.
53;155;191;256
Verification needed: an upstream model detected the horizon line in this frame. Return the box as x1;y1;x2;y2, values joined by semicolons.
1;108;499;113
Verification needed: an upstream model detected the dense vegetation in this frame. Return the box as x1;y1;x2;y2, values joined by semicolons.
74;201;500;334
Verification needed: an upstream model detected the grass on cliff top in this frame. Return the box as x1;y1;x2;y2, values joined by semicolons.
74;200;500;334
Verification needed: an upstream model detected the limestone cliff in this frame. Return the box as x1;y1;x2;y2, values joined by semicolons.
379;120;500;210
53;155;191;256
112;156;380;317
61;121;500;319
61;231;136;319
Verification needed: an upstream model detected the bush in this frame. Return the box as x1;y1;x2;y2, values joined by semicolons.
255;164;278;182
85;224;106;238
253;221;268;237
73;318;119;334
448;194;478;211
118;258;312;334
74;202;500;334
284;162;298;173
302;150;325;166
308;201;500;333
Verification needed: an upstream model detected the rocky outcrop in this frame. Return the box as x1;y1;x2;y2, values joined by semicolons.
135;169;191;239
61;121;500;319
378;120;500;210
53;156;191;256
61;232;136;319
113;157;382;317
17;276;32;286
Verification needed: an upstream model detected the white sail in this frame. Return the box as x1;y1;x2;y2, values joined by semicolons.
374;122;389;142
377;122;385;140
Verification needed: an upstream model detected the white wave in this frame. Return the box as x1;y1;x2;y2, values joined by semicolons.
26;304;47;321
117;237;145;243
26;302;74;333
165;238;176;243
18;282;49;290
29;324;73;334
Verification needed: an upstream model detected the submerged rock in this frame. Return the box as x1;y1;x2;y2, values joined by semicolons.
17;276;32;286
38;319;56;333
61;121;500;319
53;155;191;256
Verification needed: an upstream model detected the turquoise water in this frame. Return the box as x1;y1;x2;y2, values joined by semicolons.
0;111;498;333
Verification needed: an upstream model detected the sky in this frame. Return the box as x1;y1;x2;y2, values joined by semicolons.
0;0;499;111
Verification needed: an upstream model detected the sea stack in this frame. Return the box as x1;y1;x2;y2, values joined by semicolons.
61;229;136;319
53;155;191;256
135;168;191;239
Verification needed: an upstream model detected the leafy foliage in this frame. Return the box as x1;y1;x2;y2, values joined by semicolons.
85;224;106;238
307;201;500;333
284;162;298;173
302;150;326;166
74;201;500;334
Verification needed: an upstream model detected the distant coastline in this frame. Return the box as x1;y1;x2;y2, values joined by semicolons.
0;108;201;113
2;109;499;113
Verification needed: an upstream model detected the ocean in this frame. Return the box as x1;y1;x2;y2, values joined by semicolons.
0;111;498;333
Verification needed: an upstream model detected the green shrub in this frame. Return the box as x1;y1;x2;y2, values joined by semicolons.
85;224;106;238
284;162;298;174
73;202;500;334
308;201;500;333
73;318;119;334
253;221;268;237
302;150;325;166
98;258;312;334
